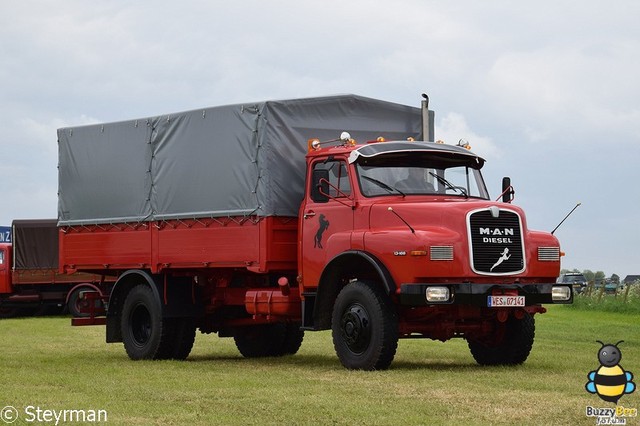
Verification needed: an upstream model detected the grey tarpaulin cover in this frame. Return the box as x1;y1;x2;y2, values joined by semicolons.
58;95;425;225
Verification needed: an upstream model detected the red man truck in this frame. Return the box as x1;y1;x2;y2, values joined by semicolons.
0;219;112;318
58;95;572;370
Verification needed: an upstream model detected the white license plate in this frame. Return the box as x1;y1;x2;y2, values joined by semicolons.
487;295;525;307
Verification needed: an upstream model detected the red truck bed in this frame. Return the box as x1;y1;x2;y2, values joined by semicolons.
12;268;105;285
59;216;298;275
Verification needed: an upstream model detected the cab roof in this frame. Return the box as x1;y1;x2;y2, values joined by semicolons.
348;141;485;167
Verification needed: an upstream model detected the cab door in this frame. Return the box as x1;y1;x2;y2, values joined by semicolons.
300;158;354;288
0;246;11;294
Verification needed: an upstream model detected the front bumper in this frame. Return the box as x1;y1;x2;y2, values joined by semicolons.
399;283;573;307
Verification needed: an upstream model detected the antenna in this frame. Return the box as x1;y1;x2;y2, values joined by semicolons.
551;202;581;235
388;207;415;234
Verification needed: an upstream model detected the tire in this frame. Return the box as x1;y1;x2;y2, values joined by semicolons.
281;323;304;355
169;318;196;360
120;285;173;360
234;324;288;358
147;317;196;361
467;312;535;366
331;281;398;370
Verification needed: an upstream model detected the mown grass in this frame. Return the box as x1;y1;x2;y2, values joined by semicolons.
1;306;638;425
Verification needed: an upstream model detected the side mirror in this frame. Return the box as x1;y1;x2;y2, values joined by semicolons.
311;169;330;203
501;177;514;203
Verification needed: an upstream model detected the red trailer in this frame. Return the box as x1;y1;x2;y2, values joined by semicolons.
58;95;572;369
0;219;113;318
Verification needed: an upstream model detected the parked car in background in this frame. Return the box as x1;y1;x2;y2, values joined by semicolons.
557;272;588;294
604;279;619;295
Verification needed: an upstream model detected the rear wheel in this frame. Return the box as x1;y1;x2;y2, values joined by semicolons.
467;312;535;365
331;281;398;370
121;285;173;360
168;318;196;360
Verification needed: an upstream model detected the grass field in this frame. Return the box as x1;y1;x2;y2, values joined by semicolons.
1;306;638;425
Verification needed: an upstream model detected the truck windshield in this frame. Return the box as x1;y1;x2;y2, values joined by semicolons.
355;153;489;199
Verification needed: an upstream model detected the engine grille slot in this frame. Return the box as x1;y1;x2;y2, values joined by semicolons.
467;209;525;275
538;246;560;261
430;245;453;261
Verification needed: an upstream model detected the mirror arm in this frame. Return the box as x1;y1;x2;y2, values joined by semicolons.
318;178;353;208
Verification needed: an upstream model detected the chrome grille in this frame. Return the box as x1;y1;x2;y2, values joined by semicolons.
468;209;525;275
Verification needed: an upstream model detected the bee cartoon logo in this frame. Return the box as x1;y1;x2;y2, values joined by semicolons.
585;340;636;404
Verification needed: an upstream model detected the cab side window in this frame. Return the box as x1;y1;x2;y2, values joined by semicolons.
311;160;351;202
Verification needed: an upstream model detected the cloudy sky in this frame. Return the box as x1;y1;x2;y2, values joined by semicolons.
1;1;638;279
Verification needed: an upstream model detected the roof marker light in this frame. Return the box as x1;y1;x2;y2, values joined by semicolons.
457;139;471;150
308;132;356;151
307;138;321;152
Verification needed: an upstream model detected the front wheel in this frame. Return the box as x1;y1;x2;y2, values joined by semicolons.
331;281;398;370
467;312;535;366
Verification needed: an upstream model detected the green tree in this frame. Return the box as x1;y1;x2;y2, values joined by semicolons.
583;270;595;283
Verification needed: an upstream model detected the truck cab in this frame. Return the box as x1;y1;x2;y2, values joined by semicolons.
299;135;571;369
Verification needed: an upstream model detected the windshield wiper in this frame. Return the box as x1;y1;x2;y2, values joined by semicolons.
429;172;468;198
361;175;406;197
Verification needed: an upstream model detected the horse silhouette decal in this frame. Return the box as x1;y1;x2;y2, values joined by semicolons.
314;214;330;248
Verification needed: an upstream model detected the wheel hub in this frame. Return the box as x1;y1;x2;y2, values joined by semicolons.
130;304;152;345
340;303;370;353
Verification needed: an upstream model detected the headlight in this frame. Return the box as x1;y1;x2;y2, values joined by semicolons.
426;286;450;303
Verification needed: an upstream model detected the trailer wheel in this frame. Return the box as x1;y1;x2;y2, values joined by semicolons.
467;312;535;366
121;285;172;360
331;281;398;370
67;287;102;318
234;324;288;358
